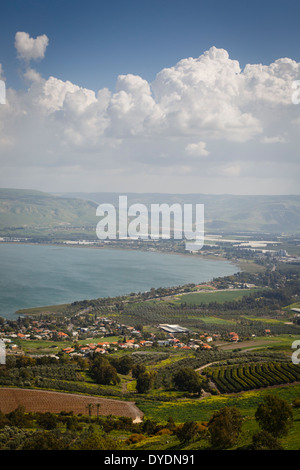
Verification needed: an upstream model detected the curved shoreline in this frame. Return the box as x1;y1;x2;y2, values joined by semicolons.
0;241;239;319
0;238;234;262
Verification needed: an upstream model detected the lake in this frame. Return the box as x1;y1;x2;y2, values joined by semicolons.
0;243;239;319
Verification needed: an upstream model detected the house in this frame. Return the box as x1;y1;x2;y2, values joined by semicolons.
57;332;68;338
17;333;29;339
95;348;106;354
229;332;239;342
157;340;170;347
139;340;153;347
119;342;140;349
62;347;75;354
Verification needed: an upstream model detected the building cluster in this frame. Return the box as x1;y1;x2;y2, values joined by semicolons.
0;315;223;358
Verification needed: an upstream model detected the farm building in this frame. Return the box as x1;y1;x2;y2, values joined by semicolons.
158;324;189;334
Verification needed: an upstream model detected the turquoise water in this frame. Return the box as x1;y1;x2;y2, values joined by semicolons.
0;243;238;319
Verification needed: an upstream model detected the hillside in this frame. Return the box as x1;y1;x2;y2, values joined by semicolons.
63;192;300;234
0;188;97;230
0;188;300;235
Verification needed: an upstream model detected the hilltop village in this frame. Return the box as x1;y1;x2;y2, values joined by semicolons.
1;311;234;358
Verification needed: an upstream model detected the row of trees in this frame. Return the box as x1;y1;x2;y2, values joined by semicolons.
206;361;300;394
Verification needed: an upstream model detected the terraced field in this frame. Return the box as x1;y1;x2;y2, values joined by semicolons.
205;362;300;394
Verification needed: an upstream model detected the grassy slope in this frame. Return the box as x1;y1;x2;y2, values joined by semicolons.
0;188;98;229
135;384;300;450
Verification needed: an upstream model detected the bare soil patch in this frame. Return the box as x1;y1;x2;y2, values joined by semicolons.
0;388;143;421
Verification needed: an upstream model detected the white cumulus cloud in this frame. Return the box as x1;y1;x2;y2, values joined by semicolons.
185;141;210;157
15;32;49;61
0;38;300;194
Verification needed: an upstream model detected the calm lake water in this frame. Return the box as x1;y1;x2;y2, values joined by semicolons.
0;243;239;319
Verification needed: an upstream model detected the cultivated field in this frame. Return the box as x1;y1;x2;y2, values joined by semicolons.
0;388;144;422
173;288;261;305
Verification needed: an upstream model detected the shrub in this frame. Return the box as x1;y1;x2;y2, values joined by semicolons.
125;433;146;444
292;398;300;408
251;431;283;450
156;428;173;436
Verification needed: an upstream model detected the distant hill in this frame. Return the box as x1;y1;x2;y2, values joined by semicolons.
62;192;300;234
0;188;97;230
0;188;300;235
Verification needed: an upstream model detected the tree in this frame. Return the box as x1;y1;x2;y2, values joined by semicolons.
21;430;67;450
96;403;101;420
172;368;202;395
71;430;124;450
7;406;29;428
176;421;199;443
142;419;159;435
166;416;176;431
255;395;293;438
132;363;146;379
208;406;242;449
66;415;81;431
86;403;94;419
251;431;283;450
136;371;155;394
37;412;58;430
16;356;36;368
109;356;133;375
89;356;120;386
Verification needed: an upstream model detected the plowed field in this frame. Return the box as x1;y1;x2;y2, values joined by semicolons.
0;388;143;422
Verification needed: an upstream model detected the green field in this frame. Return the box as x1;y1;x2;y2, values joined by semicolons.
241;315;288;324
198;316;236;325
16;303;70;316
252;334;300;349
138;384;300;446
173;288;261;305
139;384;300;420
134;384;300;450
284;302;300;312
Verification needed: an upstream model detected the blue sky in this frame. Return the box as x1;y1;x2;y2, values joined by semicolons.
1;0;300;92
0;0;299;194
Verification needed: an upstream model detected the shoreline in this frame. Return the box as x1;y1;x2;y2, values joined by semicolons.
0;240;242;319
0;238;236;263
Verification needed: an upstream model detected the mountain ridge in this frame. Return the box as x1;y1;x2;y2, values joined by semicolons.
0;188;300;234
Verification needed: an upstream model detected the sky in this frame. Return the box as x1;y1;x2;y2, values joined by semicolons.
0;0;300;195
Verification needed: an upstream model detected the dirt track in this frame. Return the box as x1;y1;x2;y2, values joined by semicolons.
0;388;144;422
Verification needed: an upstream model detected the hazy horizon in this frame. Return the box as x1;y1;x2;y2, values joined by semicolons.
2;187;300;197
